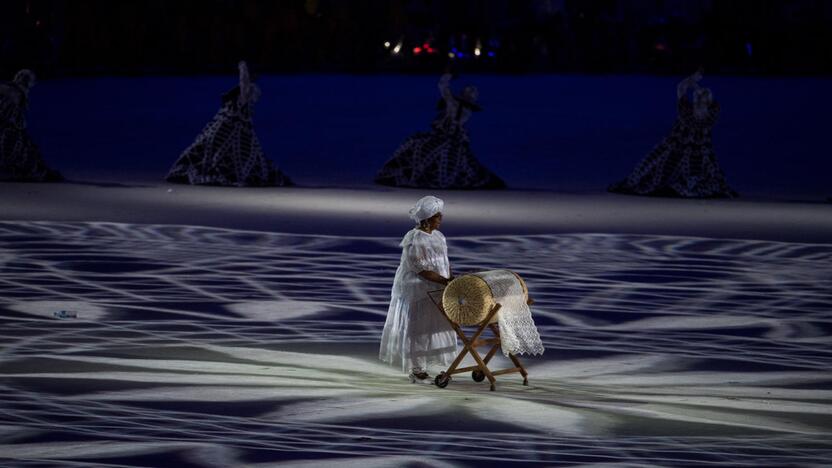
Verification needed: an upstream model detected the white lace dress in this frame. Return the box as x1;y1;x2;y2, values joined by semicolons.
379;228;458;373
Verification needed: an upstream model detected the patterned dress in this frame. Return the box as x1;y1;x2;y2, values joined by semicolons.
166;82;291;187
610;96;736;198
0;82;62;182
379;228;458;373
375;74;505;189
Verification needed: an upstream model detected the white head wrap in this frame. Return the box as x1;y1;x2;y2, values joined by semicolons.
13;69;36;90
409;195;444;222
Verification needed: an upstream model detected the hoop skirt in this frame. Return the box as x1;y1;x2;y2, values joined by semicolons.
376;73;504;190
0;83;62;182
166;94;290;187
376;124;505;189
610;97;735;198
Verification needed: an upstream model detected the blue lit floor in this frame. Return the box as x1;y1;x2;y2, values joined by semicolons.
0;217;830;466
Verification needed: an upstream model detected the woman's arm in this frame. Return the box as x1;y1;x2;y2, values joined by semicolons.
438;73;454;104
419;270;450;286
238;61;251;104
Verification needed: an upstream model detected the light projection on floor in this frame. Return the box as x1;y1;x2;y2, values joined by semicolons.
0;221;830;466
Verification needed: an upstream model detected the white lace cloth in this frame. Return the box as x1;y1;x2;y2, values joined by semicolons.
476;270;545;357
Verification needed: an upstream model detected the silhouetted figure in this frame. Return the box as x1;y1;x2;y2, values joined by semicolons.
0;70;62;182
375;73;505;189
610;70;736;198
166;61;291;187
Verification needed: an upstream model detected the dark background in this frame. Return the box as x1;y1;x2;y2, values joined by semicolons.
3;0;832;78
3;1;832;197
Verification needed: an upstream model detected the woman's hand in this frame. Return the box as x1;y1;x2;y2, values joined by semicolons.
690;71;703;83
419;270;452;286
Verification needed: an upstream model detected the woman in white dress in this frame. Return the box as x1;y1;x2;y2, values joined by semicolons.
379;195;458;383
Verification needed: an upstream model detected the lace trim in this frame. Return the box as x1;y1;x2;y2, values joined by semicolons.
478;270;544;357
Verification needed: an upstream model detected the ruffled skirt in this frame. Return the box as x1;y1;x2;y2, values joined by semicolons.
375;129;504;189
166;112;291;187
379;296;457;373
610;128;735;198
0;125;62;182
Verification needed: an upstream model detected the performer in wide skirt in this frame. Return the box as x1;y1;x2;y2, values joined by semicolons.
0;69;63;182
610;69;736;198
376;73;505;189
166;61;291;187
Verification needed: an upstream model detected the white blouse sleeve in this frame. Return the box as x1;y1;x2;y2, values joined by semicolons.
405;232;445;273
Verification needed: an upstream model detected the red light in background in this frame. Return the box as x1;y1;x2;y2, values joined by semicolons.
413;47;423;55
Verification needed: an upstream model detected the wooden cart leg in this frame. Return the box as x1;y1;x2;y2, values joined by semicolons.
482;343;500;364
486;323;502;366
467;338;496;390
446;322;471;374
429;288;468;383
435;325;470;388
490;323;530;386
508;353;529;386
468;305;502;391
470;345;495;390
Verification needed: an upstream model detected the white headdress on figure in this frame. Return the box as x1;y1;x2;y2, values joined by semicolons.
13;69;36;91
409;195;444;222
462;85;479;102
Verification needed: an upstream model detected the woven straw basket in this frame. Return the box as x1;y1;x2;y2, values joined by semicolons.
442;270;528;326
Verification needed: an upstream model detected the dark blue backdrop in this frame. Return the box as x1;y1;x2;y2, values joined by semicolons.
26;74;832;197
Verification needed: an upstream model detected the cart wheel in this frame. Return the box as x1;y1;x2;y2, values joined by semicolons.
472;369;486;382
435;372;450;388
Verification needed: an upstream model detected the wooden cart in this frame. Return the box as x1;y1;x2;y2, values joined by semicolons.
428;289;529;391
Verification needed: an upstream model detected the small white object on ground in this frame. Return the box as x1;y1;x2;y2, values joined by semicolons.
53;310;77;319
